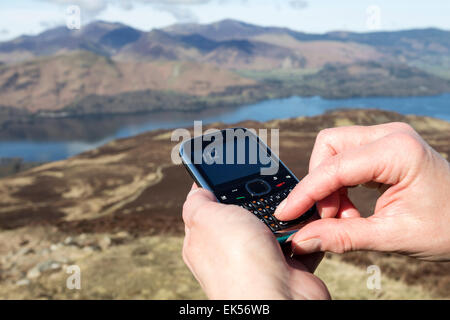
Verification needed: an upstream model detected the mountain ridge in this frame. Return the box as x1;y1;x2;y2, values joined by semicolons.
0;19;449;115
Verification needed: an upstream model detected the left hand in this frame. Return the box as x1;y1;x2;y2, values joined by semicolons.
182;184;330;300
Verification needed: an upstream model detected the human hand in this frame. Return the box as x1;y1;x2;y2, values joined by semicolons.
275;122;450;261
182;184;330;300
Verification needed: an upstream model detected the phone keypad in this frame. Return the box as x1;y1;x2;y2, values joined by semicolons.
238;185;315;232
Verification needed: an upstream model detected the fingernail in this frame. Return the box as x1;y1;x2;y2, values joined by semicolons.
292;238;322;256
274;199;287;217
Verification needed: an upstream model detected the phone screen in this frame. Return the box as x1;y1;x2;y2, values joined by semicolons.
187;130;276;186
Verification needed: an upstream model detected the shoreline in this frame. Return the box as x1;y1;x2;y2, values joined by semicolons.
2;90;450;122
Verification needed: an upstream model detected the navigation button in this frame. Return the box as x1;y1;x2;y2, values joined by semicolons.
245;179;271;196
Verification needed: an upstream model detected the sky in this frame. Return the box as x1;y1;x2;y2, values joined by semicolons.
0;0;449;41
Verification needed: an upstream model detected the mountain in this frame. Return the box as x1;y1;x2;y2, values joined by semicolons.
0;20;449;115
0;50;255;112
164;19;450;60
0;21;143;63
2;20;450;70
0;109;449;298
162;19;283;40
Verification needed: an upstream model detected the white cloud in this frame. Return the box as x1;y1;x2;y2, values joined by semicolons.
41;0;214;23
289;0;308;10
41;0;109;20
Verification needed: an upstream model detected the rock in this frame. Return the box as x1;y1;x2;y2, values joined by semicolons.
111;231;130;245
50;244;61;251
27;260;62;279
63;237;75;246
16;279;30;286
26;268;41;279
83;246;95;253
16;247;34;256
99;236;111;250
114;231;129;239
38;260;62;273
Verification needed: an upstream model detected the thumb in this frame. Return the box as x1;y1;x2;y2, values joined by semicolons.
290;217;392;255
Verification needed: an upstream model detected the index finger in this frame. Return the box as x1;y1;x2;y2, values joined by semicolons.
309;122;415;171
275;133;414;221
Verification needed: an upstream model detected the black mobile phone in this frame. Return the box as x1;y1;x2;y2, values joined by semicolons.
179;127;318;242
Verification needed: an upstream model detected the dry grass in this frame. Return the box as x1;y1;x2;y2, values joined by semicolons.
0;235;438;300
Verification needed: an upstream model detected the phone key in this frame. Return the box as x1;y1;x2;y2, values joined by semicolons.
268;222;280;231
277;220;290;226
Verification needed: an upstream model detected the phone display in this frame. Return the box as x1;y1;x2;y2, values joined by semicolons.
179;128;317;241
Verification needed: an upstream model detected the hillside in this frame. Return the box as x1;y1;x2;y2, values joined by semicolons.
0;109;449;299
0;20;450;116
1;51;448;115
0;50;255;112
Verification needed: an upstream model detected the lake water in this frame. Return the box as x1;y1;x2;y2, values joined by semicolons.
1;94;449;162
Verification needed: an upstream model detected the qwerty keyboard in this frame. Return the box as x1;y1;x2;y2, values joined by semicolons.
239;185;315;232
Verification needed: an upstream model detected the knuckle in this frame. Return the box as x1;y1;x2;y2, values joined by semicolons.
334;228;356;253
321;155;342;184
389;132;426;158
388;122;415;133
182;199;203;228
316;128;334;143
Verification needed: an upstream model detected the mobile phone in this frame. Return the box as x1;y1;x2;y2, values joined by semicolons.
179;128;318;242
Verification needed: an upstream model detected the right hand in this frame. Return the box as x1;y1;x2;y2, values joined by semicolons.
274;122;450;261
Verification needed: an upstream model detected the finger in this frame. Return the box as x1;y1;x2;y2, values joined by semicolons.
316;191;340;218
275;133;413;221
336;193;360;219
182;188;219;228
290;216;391;254
309;122;416;171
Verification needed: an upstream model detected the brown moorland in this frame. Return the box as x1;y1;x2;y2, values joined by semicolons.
0;109;449;299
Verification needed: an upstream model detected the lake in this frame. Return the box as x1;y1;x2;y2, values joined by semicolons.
1;94;449;162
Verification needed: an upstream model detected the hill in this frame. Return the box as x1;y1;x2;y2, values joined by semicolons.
0;19;449;117
0;109;449;299
0;50;255;112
